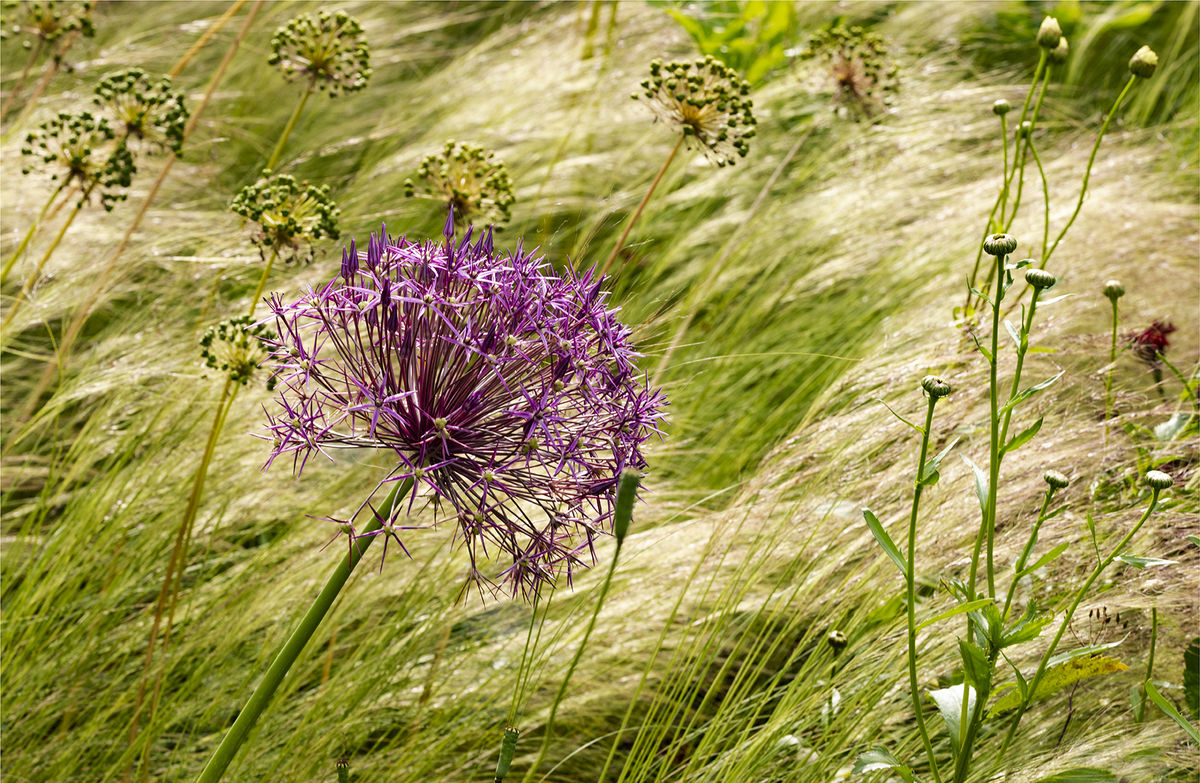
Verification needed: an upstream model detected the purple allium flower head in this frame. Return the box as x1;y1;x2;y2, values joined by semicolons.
261;217;666;598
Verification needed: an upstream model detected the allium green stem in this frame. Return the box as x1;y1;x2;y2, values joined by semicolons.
522;472;639;783
994;485;1164;762
1044;75;1137;265
196;478;413;783
248;246;281;317
2;184;91;331
265;77;316;172
1;179;69;285
598;135;683;279
906;395;944;783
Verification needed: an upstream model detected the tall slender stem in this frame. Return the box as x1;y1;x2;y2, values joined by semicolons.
247;246;280;317
1001;488;1055;621
265;78;316;172
968;253;1006;600
196;479;412;783
906;395;944;783
597;135;684;279
0;38;44;122
3;184;90;330
1027;139;1050;262
1;179;70;284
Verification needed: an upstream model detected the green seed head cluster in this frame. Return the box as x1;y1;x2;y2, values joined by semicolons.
268;10;371;96
404;140;515;228
94;68;188;155
230;171;340;264
20;111;134;211
633;56;756;167
799;24;899;119
200;315;276;388
1;1;94;48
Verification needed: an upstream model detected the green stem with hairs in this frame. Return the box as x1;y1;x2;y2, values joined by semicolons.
196;478;412;783
905;394;945;783
522;472;639;783
265;76;316;172
995;485;1165;762
1044;75;1137;265
598;135;683;279
1;179;70;285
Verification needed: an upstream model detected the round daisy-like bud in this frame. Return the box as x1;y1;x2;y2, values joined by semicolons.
634;55;756;167
1128;46;1158;79
1025;269;1057;290
1016;120;1033;140
827;629;847;653
921;375;952;399
1049;36;1069;64
1037;16;1062;50
406;140;515;228
1144;470;1173;490
1043;470;1070;490
268;10;371;96
1103;280;1125;301
983;233;1018;257
992;98;1011;116
230;170;340;264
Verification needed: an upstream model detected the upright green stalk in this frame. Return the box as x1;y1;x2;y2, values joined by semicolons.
265;75;316;172
0;37;45;122
1;179;70;285
522;471;639;783
598;136;683;278
1001;479;1061;621
3;183;93;330
195;478;412;783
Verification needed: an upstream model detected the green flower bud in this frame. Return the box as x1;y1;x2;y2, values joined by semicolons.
827;629;847;653
1128;45;1158;79
1049;36;1069;64
983;233;1018;257
992;99;1011;116
1037;16;1062;50
1017;120;1033;140
1025;269;1057;290
1144;470;1173;490
921;375;952;399
1103;280;1125;301
1043;470;1070;490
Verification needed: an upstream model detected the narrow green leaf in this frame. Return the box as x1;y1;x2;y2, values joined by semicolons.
1037;293;1073;306
1003;416;1043;455
1187;536;1200;550
920;436;961;484
1115;554;1176;569
876;398;923;434
1130;682;1146;723
1001;370;1065;414
961;455;988;513
863;508;906;576
917;598;995;631
1035;769;1118;783
968;329;992;361
959;639;992;699
1047;642;1122;667
1016;541;1069;578
1000;604;1054;648
852;747;914;781
1145;681;1200;744
1185;638;1199;719
1004;319;1021;349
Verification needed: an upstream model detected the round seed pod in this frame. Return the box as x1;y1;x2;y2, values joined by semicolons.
992;98;1011;116
1103;280;1125;301
921;375;952;399
1128;46;1158;79
1037;16;1062;50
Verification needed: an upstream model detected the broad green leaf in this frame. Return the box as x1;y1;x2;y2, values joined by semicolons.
1186;638;1199;719
917;598;994;631
930;683;975;751
1035;769;1118;783
863;508;906;576
1154;413;1193;441
990;655;1128;715
959;639;992;699
852;747;914;781
961;455;988;514
1001;370;1065;414
1115;554;1176;569
1016;541;1069;578
1145;681;1200;744
1003;416;1043;455
1187;536;1200;550
1000;603;1054;648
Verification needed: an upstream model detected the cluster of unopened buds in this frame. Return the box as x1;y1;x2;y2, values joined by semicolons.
404;140;515;228
1;0;94;48
93;67;188;155
268;10;371;95
20;111;134;210
229;171;340;263
799;23;899;117
199;315;277;388
634;56;756;166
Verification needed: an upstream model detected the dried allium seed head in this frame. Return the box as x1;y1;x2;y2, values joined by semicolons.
1128;46;1158;79
992;99;1011;116
1103;280;1125;301
983;233;1018;257
1;1;94;46
1043;470;1070;490
200;315;276;388
404;140;515;228
634;56;756;167
1025;269;1057;290
261;219;666;598
94;68;188;155
19;111;133;211
230;171;340;264
1037;16;1062;50
1144;470;1173;490
799;23;899;119
268;10;371;96
1049;36;1069;64
921;375;952;399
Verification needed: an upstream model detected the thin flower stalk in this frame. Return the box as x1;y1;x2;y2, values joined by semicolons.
0;178;71;284
265;74;315;172
1000;476;1063;622
195;478;414;783
598;135;682;278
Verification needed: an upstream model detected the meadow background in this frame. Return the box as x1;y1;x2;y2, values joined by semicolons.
1;1;1197;781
